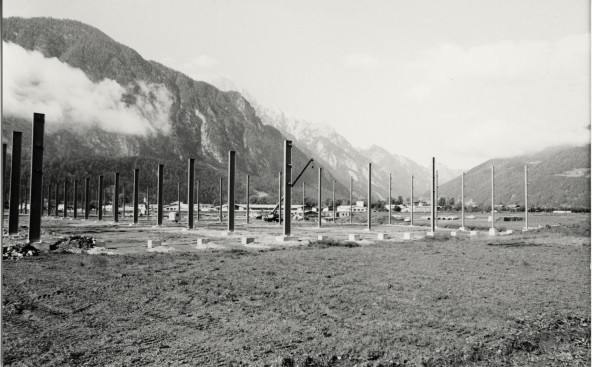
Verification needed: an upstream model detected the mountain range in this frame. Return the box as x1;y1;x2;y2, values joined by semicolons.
2;17;589;209
438;145;590;209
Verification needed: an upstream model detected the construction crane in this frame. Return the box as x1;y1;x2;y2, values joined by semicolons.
264;158;314;222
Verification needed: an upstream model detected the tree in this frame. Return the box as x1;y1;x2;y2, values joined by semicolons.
397;195;403;205
438;197;446;207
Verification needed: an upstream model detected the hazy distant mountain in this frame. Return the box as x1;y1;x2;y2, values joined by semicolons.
438;145;590;209
211;77;434;201
1;17;346;203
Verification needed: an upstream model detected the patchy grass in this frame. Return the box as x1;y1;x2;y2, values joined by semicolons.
2;223;590;366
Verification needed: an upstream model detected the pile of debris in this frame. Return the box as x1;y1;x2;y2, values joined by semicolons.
51;235;96;253
3;243;40;260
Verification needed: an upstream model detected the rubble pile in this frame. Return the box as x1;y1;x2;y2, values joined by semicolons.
3;243;40;260
51;235;96;253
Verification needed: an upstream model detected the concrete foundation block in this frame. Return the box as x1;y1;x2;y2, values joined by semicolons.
403;232;414;240
506;230;514;235
426;231;435;237
241;237;255;245
458;226;466;231
469;231;479;237
196;238;210;246
317;235;329;240
222;231;234;236
147;240;161;248
488;228;497;236
377;233;389;240
348;234;360;241
450;231;457;237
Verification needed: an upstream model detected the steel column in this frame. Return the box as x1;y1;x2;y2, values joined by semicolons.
187;159;194;228
84;177;90;220
157;165;163;226
228;151;235;232
28;114;45;241
114;172;119;222
8;131;22;234
133;169;139;223
98;176;104;220
318;167;322;228
367;163;371;231
283;141;292;236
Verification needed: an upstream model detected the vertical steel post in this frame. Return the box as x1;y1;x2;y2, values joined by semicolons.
188;159;194;229
146;185;150;218
388;173;392;225
228;151;235;232
318;167;322;228
196;179;200;222
177;182;181;213
84;177;90;220
278;171;282;225
63;181;68;218
431;158;435;233
122;185;125;219
8;131;22;234
461;172;465;230
28;114;45;241
219;177;223;223
98;176;103;220
48;184;53;218
133;169;139;224
55;183;59;218
435;170;438;228
114;172;119;222
524;165;528;230
367;163;372;231
283;141;292;236
157;164;163;226
332;180;335;223
2;143;6;226
73;179;78;219
410;175;414;226
491;166;494;230
349;177;352;224
246;175;250;224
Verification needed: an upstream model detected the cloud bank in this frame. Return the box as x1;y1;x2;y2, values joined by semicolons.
3;41;174;135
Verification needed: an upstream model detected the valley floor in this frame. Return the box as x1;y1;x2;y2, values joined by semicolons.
1;213;590;366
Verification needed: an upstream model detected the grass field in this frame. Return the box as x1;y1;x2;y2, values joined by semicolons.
2;213;590;366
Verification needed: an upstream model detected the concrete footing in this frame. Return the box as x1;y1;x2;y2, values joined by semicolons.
469;231;479;237
450;231;457;237
505;230;514;235
458;227;466;231
196;238;209;246
241;237;254;245
222;231;234;236
403;232;414;240
377;233;389;240
317;235;329;240
348;234;360;241
147;240;161;248
426;231;435;237
488;228;496;236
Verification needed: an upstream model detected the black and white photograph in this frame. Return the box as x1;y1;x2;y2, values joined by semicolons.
0;0;590;365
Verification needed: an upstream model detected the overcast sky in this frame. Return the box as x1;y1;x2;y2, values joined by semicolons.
4;0;590;169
